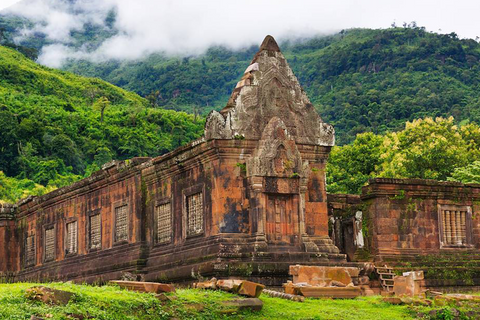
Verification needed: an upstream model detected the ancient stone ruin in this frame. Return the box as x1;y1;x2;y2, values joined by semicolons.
1;36;479;293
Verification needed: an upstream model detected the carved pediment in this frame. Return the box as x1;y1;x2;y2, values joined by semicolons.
247;117;309;179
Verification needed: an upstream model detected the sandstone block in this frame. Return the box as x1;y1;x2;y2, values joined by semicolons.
216;279;243;292
194;278;217;290
289;265;359;286
297;286;361;299
25;286;73;306
237;280;265;298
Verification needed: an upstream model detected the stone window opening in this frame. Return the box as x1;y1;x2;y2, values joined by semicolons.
25;233;36;267
44;227;56;262
65;221;78;255
88;213;102;250
155;202;172;244
114;204;129;243
186;192;204;237
438;205;472;248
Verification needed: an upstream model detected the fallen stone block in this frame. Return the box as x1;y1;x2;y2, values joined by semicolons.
216;279;243;292
25;286;74;306
109;280;175;293
289;265;359;286
237;280;265;298
221;298;263;312
194;278;217;290
296;286;361;299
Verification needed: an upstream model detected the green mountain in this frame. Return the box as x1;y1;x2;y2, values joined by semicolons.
0;45;204;202
2;9;480;144
52;28;480;144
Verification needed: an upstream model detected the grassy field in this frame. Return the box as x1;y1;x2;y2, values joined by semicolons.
0;282;474;320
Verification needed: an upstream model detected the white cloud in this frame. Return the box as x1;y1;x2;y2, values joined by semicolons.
3;0;480;67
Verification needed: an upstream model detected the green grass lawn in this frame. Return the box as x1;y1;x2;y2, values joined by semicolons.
0;282;473;320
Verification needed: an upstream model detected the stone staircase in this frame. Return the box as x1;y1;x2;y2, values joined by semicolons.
375;265;395;292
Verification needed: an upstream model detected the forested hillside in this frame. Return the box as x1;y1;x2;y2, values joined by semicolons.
0;45;203;202
55;28;480;144
2;12;480;144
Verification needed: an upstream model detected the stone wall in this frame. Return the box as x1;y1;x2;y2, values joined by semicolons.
361;178;480;258
360;178;480;289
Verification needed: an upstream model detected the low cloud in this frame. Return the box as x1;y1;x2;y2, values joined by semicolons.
4;0;480;67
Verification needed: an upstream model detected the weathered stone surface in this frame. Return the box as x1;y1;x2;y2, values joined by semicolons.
194;278;217;290
297;286;361;299
221;298;263;312
216;279;243;292
289;265;359;286
237;281;265;298
25;286;73;305
110;280;175;293
393;273;422;297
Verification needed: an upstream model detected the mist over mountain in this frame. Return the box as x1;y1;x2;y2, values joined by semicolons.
1;0;480;146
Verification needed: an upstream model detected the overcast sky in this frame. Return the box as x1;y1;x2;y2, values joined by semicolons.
2;0;480;67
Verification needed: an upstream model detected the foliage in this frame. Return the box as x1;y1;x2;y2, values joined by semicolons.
0;171;50;204
327;117;480;194
379;117;479;180
55;27;480;144
0;45;204;203
0;282;447;320
448;161;480;184
327;132;384;194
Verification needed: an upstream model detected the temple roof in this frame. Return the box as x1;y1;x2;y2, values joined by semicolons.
204;35;334;146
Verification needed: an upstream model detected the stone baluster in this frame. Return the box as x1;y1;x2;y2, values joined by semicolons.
444;210;451;244
455;211;461;245
460;211;466;244
450;210;456;245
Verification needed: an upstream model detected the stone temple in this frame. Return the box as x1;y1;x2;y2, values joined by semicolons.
1;36;479;290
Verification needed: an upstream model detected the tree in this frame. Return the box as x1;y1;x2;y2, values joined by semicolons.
327;132;384;194
378;117;473;180
93;96;111;123
448;161;480;184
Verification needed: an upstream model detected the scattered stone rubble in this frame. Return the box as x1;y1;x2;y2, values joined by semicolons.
193;278;265;298
193;278;266;312
283;265;369;298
